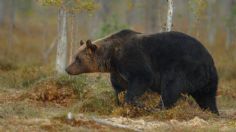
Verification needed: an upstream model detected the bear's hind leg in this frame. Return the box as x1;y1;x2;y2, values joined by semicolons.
191;92;219;115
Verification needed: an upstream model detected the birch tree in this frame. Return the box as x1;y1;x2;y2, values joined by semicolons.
56;7;68;74
38;0;97;74
166;0;173;32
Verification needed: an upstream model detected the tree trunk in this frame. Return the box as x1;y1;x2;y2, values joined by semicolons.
166;0;173;32
56;7;68;74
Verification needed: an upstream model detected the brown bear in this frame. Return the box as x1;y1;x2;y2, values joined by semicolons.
66;29;219;115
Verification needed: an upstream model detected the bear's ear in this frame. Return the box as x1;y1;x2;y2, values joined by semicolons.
80;40;84;46
86;40;97;52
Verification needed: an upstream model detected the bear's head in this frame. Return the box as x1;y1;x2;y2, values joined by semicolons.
66;40;99;75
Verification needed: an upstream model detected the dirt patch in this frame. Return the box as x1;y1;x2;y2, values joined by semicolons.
24;80;78;106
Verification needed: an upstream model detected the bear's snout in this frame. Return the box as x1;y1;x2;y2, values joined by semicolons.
65;62;81;75
65;64;75;75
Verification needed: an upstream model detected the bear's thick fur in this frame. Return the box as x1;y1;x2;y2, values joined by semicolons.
66;29;219;115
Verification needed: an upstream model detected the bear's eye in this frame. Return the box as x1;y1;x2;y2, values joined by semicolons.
75;57;82;64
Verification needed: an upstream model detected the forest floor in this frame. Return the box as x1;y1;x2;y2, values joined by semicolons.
0;74;236;132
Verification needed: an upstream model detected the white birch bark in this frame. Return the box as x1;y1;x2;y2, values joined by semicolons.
166;0;173;32
56;7;68;74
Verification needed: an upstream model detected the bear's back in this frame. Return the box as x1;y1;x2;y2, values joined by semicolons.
138;31;213;64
